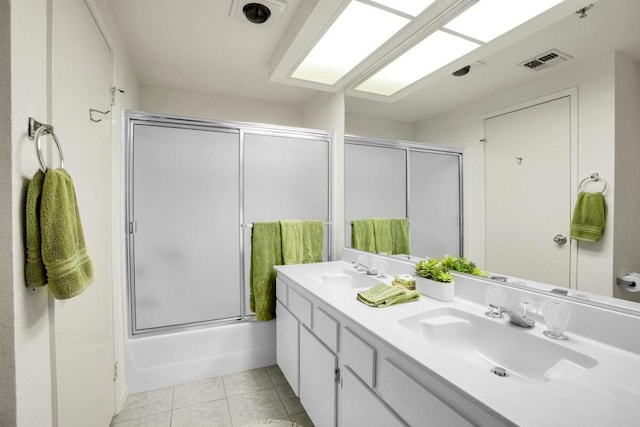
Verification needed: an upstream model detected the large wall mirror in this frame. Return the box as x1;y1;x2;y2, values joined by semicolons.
344;136;463;260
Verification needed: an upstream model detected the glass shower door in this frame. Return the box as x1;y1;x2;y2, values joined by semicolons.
130;124;241;332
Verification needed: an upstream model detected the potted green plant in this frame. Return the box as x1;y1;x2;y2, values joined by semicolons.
414;258;454;302
440;255;487;277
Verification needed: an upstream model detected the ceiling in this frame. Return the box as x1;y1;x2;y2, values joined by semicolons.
108;0;640;123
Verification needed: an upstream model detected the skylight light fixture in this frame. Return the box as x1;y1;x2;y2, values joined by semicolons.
355;30;480;96
444;0;564;43
368;0;437;17
290;1;409;86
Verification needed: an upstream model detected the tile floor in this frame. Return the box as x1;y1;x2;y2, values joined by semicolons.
110;365;314;427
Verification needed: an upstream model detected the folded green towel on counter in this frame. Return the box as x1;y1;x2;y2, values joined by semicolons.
357;284;419;307
570;191;606;242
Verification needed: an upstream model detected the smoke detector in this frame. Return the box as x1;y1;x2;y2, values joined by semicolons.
519;49;573;71
230;0;286;27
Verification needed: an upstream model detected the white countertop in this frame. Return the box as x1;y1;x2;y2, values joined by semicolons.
275;260;640;427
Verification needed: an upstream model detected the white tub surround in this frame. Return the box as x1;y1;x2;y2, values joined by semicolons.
275;250;640;427
126;321;276;393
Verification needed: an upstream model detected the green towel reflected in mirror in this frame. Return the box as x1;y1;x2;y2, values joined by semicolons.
351;218;410;255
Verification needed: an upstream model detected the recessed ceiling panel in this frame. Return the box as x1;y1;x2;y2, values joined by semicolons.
444;0;564;42
368;0;437;17
290;1;409;85
355;30;480;96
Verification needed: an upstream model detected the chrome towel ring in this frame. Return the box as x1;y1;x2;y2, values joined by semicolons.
579;172;607;193
28;118;64;172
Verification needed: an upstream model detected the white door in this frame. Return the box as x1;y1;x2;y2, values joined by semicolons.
484;96;572;287
52;0;115;425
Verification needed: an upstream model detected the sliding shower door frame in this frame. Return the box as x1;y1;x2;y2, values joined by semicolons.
344;134;464;258
124;111;332;337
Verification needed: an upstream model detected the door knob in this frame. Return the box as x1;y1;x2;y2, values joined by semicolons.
553;234;568;245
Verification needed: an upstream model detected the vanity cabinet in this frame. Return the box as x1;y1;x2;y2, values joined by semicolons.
299;326;337;427
275;300;299;395
275;272;510;427
341;366;405;427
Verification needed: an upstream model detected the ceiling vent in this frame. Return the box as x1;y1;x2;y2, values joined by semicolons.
230;0;286;28
518;49;573;71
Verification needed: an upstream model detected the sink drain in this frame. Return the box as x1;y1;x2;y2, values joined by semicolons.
491;367;509;377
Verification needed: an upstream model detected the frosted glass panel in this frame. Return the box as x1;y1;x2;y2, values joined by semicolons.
244;133;329;221
409;150;460;258
132;124;240;330
243;133;330;310
344;143;407;246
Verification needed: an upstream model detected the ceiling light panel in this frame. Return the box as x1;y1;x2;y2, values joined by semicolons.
355;30;480;96
290;1;409;86
368;0;437;17
444;0;564;43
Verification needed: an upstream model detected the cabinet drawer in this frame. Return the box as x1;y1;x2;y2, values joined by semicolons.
276;278;288;306
378;358;473;427
342;327;376;388
288;288;312;327
313;306;339;353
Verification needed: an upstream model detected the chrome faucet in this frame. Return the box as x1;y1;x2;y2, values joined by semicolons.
487;301;535;328
504;302;535;328
353;262;378;276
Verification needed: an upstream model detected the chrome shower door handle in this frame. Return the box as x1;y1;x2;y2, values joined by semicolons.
553;234;568;245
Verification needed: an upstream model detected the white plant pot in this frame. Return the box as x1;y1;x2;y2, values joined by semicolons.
415;277;455;302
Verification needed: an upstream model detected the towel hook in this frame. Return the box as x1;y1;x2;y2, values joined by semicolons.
28;117;64;172
89;108;111;123
578;172;607;193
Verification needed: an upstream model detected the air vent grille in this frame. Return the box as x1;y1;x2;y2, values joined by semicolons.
519;49;573;71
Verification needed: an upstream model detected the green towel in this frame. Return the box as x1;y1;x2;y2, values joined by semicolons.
301;220;324;263
570;191;606;242
40;169;93;299
250;222;282;321
357;284;419;307
351;219;376;253
390;218;410;255
280;220;324;265
25;170;47;288
280;220;303;265
372;218;393;254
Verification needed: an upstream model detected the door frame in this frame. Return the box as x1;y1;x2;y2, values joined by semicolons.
479;87;578;289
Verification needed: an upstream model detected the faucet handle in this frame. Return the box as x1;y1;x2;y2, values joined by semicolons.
486;303;505;318
520;301;532;318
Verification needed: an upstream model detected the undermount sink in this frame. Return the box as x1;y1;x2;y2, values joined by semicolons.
399;307;598;384
315;268;380;290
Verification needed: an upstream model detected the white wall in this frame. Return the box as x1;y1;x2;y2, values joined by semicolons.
416;52;618;295
0;0;16;423
5;0;53;425
345;113;416;141
612;53;640;302
1;0;140;424
140;85;304;127
303;91;346;257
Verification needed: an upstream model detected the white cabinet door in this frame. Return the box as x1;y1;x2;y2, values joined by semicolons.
341;367;406;427
300;326;337;427
276;301;299;395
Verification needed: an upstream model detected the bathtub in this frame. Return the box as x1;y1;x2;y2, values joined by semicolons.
125;320;276;393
